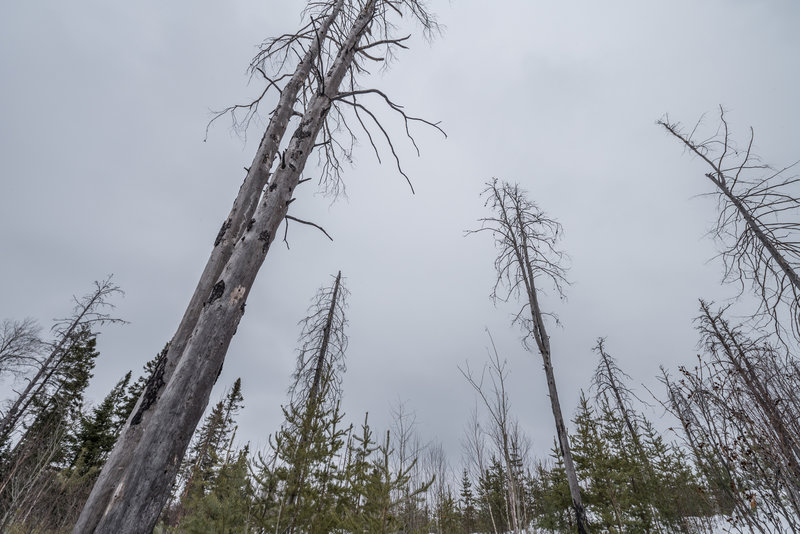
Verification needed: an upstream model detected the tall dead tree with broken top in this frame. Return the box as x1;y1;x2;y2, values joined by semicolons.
280;270;348;534
658;108;800;343
470;179;589;533
75;1;441;532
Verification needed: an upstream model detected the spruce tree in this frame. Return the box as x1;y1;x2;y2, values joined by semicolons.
529;446;574;532
340;416;429;534
459;469;476;534
69;371;132;474
476;457;509;533
180;446;253;534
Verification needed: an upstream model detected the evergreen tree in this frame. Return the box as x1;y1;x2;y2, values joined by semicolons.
475;457;510;533
69;371;132;474
340;416;430;534
179;446;253;534
531;391;714;533
252;272;349;534
529;444;574;532
459;469;477;534
434;487;461;534
166;378;245;530
257;399;346;534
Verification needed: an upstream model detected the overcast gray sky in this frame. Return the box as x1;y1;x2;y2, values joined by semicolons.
2;0;799;465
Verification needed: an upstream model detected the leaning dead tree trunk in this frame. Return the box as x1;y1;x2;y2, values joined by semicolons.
75;7;345;531
470;179;589;533
76;1;440;532
658;108;800;342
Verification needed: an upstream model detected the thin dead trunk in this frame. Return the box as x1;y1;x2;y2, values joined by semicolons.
471;180;589;533
460;335;522;534
284;271;343;534
517;194;588;533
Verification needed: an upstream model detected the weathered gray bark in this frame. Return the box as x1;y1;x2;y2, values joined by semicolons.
76;2;378;532
72;4;344;532
473;180;589;533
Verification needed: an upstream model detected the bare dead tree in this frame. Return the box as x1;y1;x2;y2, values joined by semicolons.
420;441;452;534
660;301;800;532
460;332;525;534
282;271;348;534
592;339;682;532
289;271;348;411
76;2;442;531
591;338;646;460
0;319;43;379
390;400;429;533
469;179;589;533
0;278;122;450
390;399;423;482
658;108;800;343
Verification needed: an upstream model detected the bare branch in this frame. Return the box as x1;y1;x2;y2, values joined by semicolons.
284;214;334;241
658;109;800;345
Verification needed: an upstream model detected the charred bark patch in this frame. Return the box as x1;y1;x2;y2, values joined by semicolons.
258;230;271;253
131;353;167;426
208;280;225;304
214;219;232;247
